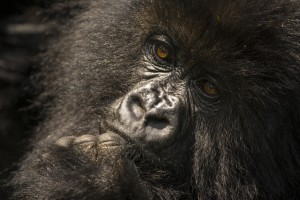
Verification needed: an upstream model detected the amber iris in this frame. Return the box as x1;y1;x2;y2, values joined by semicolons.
201;81;218;96
156;46;169;60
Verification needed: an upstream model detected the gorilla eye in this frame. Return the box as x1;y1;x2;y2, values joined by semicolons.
151;42;175;65
155;45;170;61
145;35;176;68
199;80;219;97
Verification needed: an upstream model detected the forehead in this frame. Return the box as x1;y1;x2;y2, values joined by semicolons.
136;1;243;38
133;0;280;54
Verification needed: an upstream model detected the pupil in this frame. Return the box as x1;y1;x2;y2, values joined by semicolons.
203;82;218;95
157;47;168;59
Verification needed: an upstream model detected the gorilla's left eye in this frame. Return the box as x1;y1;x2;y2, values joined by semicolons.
198;79;220;98
201;81;218;96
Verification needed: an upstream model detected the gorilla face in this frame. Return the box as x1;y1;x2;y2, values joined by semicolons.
9;0;300;199
89;35;194;198
104;39;188;146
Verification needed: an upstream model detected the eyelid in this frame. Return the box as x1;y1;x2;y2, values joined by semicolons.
147;35;176;53
150;35;172;44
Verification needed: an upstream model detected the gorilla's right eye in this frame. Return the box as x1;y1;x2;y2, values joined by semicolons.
150;42;175;66
153;44;172;63
145;35;176;68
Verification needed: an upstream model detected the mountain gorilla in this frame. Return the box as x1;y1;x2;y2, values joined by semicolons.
8;0;300;199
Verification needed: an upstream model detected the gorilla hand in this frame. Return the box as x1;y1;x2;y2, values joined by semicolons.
54;133;148;200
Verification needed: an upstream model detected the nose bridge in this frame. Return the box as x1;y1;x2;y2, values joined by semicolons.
136;81;179;112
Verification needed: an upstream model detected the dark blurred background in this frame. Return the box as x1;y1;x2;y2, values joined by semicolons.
0;2;89;198
0;0;46;187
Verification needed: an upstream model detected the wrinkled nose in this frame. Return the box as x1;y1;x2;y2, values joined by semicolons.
111;82;184;147
128;83;181;124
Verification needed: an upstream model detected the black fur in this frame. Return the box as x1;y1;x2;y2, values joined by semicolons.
4;0;300;199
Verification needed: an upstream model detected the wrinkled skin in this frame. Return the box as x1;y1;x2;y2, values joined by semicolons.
8;0;300;199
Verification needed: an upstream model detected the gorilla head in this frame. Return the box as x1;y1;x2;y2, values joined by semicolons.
9;0;300;199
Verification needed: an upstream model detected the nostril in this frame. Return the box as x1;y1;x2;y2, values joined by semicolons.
130;96;145;120
145;116;169;130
